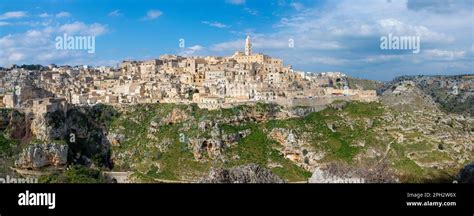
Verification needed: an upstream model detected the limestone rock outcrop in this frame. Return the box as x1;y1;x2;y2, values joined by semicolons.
200;163;285;183
160;108;189;125
107;133;125;147
15;143;68;169
268;128;320;169
31;111;67;142
309;167;365;183
188;129;251;160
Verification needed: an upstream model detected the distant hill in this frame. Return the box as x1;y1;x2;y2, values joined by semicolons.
347;77;383;92
381;75;474;117
380;80;440;113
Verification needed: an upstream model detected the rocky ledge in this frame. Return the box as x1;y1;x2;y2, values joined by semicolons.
200;164;285;183
15;143;68;169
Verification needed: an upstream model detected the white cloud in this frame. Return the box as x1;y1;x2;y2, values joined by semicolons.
406;0;472;13
290;2;305;11
362;55;405;63
244;8;258;16
56;12;71;18
308;57;348;66
58;22;107;36
108;10;122;17
0;21;10;26
327;22;375;37
377;18;451;42
202;21;230;28
210;40;244;52
38;13;51;18
210;0;472;79
424;49;465;60
0;35;15;47
8;52;25;62
25;30;42;38
0;11;27;20
226;0;245;5
0;22;108;66
210;34;341;54
142;10;162;20
179;45;204;56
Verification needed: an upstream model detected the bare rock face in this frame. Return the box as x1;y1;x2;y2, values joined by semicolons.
309;167;365;183
268;128;318;168
106;133;125;147
200;164;285;183
160;108;189;125
15;143;68;169
31;116;49;141
221;129;251;144
188;129;251;160
328;100;348;110
198;120;214;131
31;112;66;142
309;163;398;183
292;107;323;117
188;138;223;160
381;81;440;112
458;162;474;183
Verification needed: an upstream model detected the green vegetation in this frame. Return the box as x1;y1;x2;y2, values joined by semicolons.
224;125;311;181
39;166;106;183
393;157;425;183
107;103;211;180
1;99;463;183
266;102;384;164
0;133;16;157
91;104;120;128
106;103;310;182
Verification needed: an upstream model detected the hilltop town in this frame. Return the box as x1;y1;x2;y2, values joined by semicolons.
0;35;472;184
0;35;376;113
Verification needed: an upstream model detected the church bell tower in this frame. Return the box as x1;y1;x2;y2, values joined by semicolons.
245;34;252;56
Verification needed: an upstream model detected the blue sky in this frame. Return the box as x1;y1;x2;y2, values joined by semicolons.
0;0;472;80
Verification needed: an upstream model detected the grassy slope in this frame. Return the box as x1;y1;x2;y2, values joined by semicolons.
109;103;311;182
109;101;462;183
347;77;381;91
3;101;466;183
0;109;20;176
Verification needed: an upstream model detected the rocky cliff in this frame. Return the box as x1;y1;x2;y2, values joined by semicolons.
0;98;472;183
200;164;285;183
384;75;474;117
15;143;68;169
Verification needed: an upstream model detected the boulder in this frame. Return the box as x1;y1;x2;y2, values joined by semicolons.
458;162;474;183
